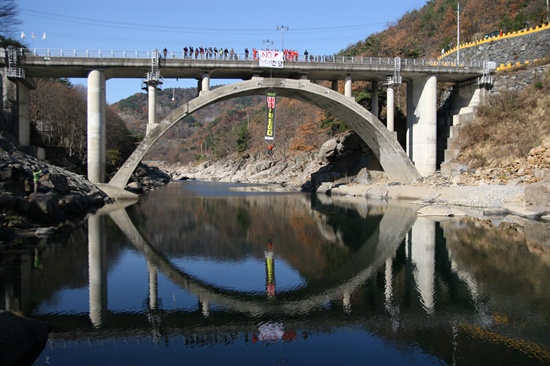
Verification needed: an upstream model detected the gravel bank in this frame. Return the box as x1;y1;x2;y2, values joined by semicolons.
329;182;550;220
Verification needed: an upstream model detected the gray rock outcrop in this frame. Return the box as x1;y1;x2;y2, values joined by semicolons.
169;131;385;191
525;176;550;207
442;26;550;68
0;135;109;237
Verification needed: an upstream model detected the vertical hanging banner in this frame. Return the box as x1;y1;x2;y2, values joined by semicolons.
264;91;276;141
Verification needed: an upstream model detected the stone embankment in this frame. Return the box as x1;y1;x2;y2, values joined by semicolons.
442;24;550;68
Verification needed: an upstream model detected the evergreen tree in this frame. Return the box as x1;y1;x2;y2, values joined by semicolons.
236;123;251;153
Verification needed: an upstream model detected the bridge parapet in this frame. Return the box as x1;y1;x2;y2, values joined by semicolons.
1;47;485;83
16;47;484;66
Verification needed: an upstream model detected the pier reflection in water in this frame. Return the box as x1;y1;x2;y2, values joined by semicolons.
1;181;549;366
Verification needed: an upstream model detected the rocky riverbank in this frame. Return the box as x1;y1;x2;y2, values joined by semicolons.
0;134;171;243
0;135;109;242
164;131;550;221
3;126;549;244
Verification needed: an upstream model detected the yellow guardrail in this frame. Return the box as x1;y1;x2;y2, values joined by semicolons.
460;323;550;362
496;59;540;71
438;22;550;60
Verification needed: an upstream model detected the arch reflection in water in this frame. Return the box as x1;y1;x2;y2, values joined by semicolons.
20;182;550;365
99;193;418;318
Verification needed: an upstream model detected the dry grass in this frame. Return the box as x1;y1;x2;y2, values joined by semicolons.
455;67;550;168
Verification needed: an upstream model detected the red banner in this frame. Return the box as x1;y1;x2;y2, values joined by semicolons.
264;91;276;141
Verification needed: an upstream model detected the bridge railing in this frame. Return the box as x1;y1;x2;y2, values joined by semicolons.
17;48;484;68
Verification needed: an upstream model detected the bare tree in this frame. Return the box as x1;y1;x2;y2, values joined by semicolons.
0;0;20;39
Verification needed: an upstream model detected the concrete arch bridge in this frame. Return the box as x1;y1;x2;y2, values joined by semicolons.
0;48;491;197
109;77;420;190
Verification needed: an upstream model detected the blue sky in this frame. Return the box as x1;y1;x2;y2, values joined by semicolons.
15;0;426;103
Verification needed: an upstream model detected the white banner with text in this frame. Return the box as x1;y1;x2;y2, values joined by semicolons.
258;50;284;68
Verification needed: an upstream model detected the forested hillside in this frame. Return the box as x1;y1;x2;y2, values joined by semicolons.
343;0;547;58
111;0;549;167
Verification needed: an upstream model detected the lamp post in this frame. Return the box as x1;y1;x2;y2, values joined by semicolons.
276;25;289;51
457;1;460;65
263;39;274;47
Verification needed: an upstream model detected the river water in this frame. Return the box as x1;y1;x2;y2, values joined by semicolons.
1;181;549;366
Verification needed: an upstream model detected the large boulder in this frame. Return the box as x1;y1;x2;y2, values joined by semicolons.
27;192;61;225
524;177;550;206
40;172;70;194
0;311;51;366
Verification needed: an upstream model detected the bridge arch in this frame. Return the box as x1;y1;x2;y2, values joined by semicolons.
108;78;420;189
106;202;417;316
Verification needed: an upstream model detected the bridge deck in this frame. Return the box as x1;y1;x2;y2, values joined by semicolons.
1;48;485;83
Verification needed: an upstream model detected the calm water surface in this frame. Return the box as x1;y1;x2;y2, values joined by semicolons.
1;181;549;366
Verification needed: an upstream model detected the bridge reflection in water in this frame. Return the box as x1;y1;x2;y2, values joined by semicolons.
2;182;550;365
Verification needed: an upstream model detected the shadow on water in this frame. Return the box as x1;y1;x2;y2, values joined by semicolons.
1;181;549;365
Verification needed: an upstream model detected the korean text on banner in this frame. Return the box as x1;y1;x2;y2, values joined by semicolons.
259;50;284;68
264;91;276;141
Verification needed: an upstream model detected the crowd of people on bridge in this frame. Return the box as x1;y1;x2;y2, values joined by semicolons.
161;46;334;62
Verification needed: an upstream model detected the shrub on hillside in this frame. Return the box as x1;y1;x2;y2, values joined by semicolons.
456;69;550;168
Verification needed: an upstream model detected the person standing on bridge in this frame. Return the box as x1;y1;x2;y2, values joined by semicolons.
163;47;167;59
244;48;249;60
304;49;308;62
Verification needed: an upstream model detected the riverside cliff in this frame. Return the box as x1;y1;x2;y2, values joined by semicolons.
0;133;170;243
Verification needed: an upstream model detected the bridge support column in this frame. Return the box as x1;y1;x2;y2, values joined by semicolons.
384;257;400;330
410;217;435;315
441;82;483;175
200;72;210;95
4;249;32;313
148;262;158;310
344;75;352;97
449;82;482;131
343;291;351;313
406;75;437;176
384;258;393;306
146;83;159;135
387;85;395;132
18;84;31;147
88;214;108;328
371;81;379;118
87;70;106;183
1;74;15;137
331;80;338;91
200;297;210;317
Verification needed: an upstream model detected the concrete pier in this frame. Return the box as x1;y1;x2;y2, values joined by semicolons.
87;70;106;183
146;83;158;135
407;75;437;176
